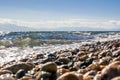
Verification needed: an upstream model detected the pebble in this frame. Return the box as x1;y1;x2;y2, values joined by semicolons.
101;61;120;80
15;69;25;79
41;62;57;73
111;76;120;80
0;70;12;75
57;72;80;80
3;62;35;74
1;39;120;80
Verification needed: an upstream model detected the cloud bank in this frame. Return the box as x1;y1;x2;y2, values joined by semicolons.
0;18;120;31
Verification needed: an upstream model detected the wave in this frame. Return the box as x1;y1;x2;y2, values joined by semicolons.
0;31;120;47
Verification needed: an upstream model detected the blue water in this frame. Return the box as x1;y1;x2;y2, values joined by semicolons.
0;31;120;47
0;31;120;40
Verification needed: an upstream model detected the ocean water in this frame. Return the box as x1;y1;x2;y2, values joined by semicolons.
0;31;120;40
0;31;120;65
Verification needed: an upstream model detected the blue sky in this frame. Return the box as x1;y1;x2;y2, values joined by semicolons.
0;0;120;31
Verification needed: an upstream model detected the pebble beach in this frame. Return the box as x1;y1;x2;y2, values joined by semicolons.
0;32;120;80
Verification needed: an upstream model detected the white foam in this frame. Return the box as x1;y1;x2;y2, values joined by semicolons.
0;32;120;66
0;43;82;65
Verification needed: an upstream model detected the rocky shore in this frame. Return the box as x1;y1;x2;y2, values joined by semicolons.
0;39;120;80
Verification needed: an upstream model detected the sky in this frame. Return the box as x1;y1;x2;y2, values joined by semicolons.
0;0;120;31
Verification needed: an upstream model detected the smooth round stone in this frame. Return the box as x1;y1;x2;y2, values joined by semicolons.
0;70;12;75
111;76;120;80
57;72;80;80
41;62;57;73
101;61;120;80
16;69;25;79
3;62;35;74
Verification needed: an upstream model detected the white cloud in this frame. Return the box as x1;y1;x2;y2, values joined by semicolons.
0;18;120;30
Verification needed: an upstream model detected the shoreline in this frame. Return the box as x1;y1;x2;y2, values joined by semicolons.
0;37;120;66
0;38;120;80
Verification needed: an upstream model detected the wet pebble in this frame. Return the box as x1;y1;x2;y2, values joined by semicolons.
57;72;80;80
41;62;57;73
111;76;120;80
0;70;12;75
15;69;25;79
3;62;35;74
101;61;120;80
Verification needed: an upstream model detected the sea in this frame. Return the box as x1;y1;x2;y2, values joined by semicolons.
0;31;120;65
0;31;120;41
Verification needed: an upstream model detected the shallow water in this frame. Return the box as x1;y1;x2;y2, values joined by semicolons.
0;43;82;65
0;31;120;65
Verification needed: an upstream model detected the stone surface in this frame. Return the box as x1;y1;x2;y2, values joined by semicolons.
111;76;120;80
41;62;57;73
15;69;25;79
57;72;79;80
3;62;35;74
101;61;120;80
0;70;12;75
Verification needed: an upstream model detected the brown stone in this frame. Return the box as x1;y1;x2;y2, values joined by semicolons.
57;72;80;80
